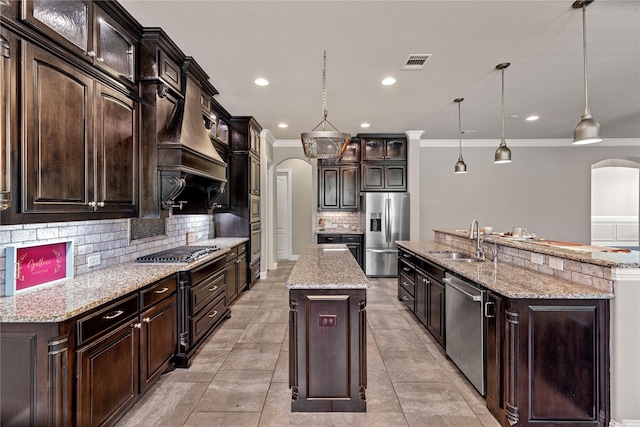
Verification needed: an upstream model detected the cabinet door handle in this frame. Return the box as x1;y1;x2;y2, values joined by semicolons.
154;287;169;294
97;201;105;207
402;267;411;272
402;254;411;258
133;322;141;329
87;201;96;208
86;50;96;58
208;286;218;292
103;310;124;320
208;311;218;318
484;302;496;318
422;278;430;284
402;296;409;301
402;282;411;288
142;317;151;323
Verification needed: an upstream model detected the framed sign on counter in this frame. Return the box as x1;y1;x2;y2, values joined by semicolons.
4;240;74;296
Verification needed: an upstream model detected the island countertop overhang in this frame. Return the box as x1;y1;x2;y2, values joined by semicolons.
286;244;370;290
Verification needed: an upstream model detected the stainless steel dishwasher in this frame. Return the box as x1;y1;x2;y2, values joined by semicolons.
443;273;486;396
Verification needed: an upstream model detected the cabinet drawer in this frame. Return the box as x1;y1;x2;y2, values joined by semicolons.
76;294;139;345
399;250;415;265
399;273;415;296
141;275;177;309
318;234;340;244
399;285;415;311
399;259;415;282
191;256;226;284
190;270;225;315
237;242;248;255
190;295;226;344
341;234;362;243
416;259;445;282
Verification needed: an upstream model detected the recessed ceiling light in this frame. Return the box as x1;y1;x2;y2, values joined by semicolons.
360;123;370;128
254;78;269;86
381;77;396;86
526;115;539;121
278;123;288;128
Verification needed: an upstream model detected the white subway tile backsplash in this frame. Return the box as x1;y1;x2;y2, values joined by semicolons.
0;215;214;297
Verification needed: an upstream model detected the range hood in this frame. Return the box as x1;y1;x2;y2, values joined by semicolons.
157;58;227;212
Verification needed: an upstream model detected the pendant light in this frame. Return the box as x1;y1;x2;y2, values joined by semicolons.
301;51;351;160
494;62;512;164
454;98;467;174
572;0;602;145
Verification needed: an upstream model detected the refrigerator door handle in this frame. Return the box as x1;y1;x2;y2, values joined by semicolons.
385;198;391;243
366;249;399;254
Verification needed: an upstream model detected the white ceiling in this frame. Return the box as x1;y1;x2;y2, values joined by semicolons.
119;0;640;142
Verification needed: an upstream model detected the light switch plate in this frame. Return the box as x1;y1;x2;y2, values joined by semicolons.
531;253;544;265
87;254;101;267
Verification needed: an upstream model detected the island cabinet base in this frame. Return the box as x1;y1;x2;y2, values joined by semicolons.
289;288;367;412
487;297;610;427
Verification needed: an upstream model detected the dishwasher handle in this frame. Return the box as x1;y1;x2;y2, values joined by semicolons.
443;277;482;302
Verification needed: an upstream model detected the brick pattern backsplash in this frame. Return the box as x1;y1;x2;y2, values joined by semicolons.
0;215;212;297
317;212;361;231
434;231;613;292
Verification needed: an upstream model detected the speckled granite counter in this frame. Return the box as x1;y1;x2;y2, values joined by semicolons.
434;229;639;268
0;237;248;323
286;244;369;289
315;229;364;235
396;241;613;299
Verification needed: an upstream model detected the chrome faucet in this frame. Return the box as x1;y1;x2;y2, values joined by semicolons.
468;219;485;259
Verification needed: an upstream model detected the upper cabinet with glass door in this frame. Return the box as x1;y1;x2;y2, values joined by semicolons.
22;0;138;85
361;135;407;161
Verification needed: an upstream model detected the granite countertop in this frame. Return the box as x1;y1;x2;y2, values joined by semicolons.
435;229;639;269
0;237;249;323
397;241;614;300
286;244;370;290
315;228;364;235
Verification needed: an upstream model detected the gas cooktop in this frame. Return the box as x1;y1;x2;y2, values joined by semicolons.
136;246;220;263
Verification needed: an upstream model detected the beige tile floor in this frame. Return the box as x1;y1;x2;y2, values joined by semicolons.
117;261;501;427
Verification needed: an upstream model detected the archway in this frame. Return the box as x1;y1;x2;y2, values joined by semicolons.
591;158;640;249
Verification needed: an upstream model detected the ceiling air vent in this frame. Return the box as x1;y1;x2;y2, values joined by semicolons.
401;54;432;70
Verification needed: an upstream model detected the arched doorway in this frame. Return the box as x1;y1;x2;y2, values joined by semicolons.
591;158;640;249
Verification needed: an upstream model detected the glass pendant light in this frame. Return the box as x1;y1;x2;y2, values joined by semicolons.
301;51;351;160
454;98;467;174
572;0;602;145
495;63;512;164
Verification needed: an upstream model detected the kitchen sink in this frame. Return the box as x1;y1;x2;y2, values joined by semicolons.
427;251;484;262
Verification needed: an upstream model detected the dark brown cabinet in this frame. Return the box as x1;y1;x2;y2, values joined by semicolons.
11;41;137;221
361;137;406;161
398;249;445;346
360;163;407;192
318;165;359;211
76;275;177;426
317;234;364;268
486;297;609;427
359;134;407;192
289;287;367;412
22;0;137;85
0;28;12;211
176;256;228;368
225;242;249;305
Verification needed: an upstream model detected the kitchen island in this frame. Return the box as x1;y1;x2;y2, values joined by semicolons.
398;229;639;427
286;244;370;412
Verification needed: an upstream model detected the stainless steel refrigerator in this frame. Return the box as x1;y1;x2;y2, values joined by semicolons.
363;193;410;276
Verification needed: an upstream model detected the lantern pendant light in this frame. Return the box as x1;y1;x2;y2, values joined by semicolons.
301;51;351;160
572;0;602;145
454;98;467;174
495;62;512;164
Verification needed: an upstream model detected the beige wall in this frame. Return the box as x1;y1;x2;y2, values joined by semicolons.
277;158;313;256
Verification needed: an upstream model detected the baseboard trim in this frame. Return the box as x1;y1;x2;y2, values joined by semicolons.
610;419;640;427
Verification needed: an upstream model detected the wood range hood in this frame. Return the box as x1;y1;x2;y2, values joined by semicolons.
157;58;227;213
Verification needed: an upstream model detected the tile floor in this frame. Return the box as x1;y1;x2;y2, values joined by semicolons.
117;261;501;427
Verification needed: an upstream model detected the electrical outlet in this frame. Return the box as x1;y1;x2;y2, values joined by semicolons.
549;257;564;270
187;232;196;244
531;253;544;265
87;254;101;267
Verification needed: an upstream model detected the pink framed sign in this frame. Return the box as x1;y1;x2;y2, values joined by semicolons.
5;240;74;296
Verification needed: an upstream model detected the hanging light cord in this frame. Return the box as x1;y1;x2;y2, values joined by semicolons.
322;50;327;128
581;4;591;117
500;67;506;147
457;101;464;160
